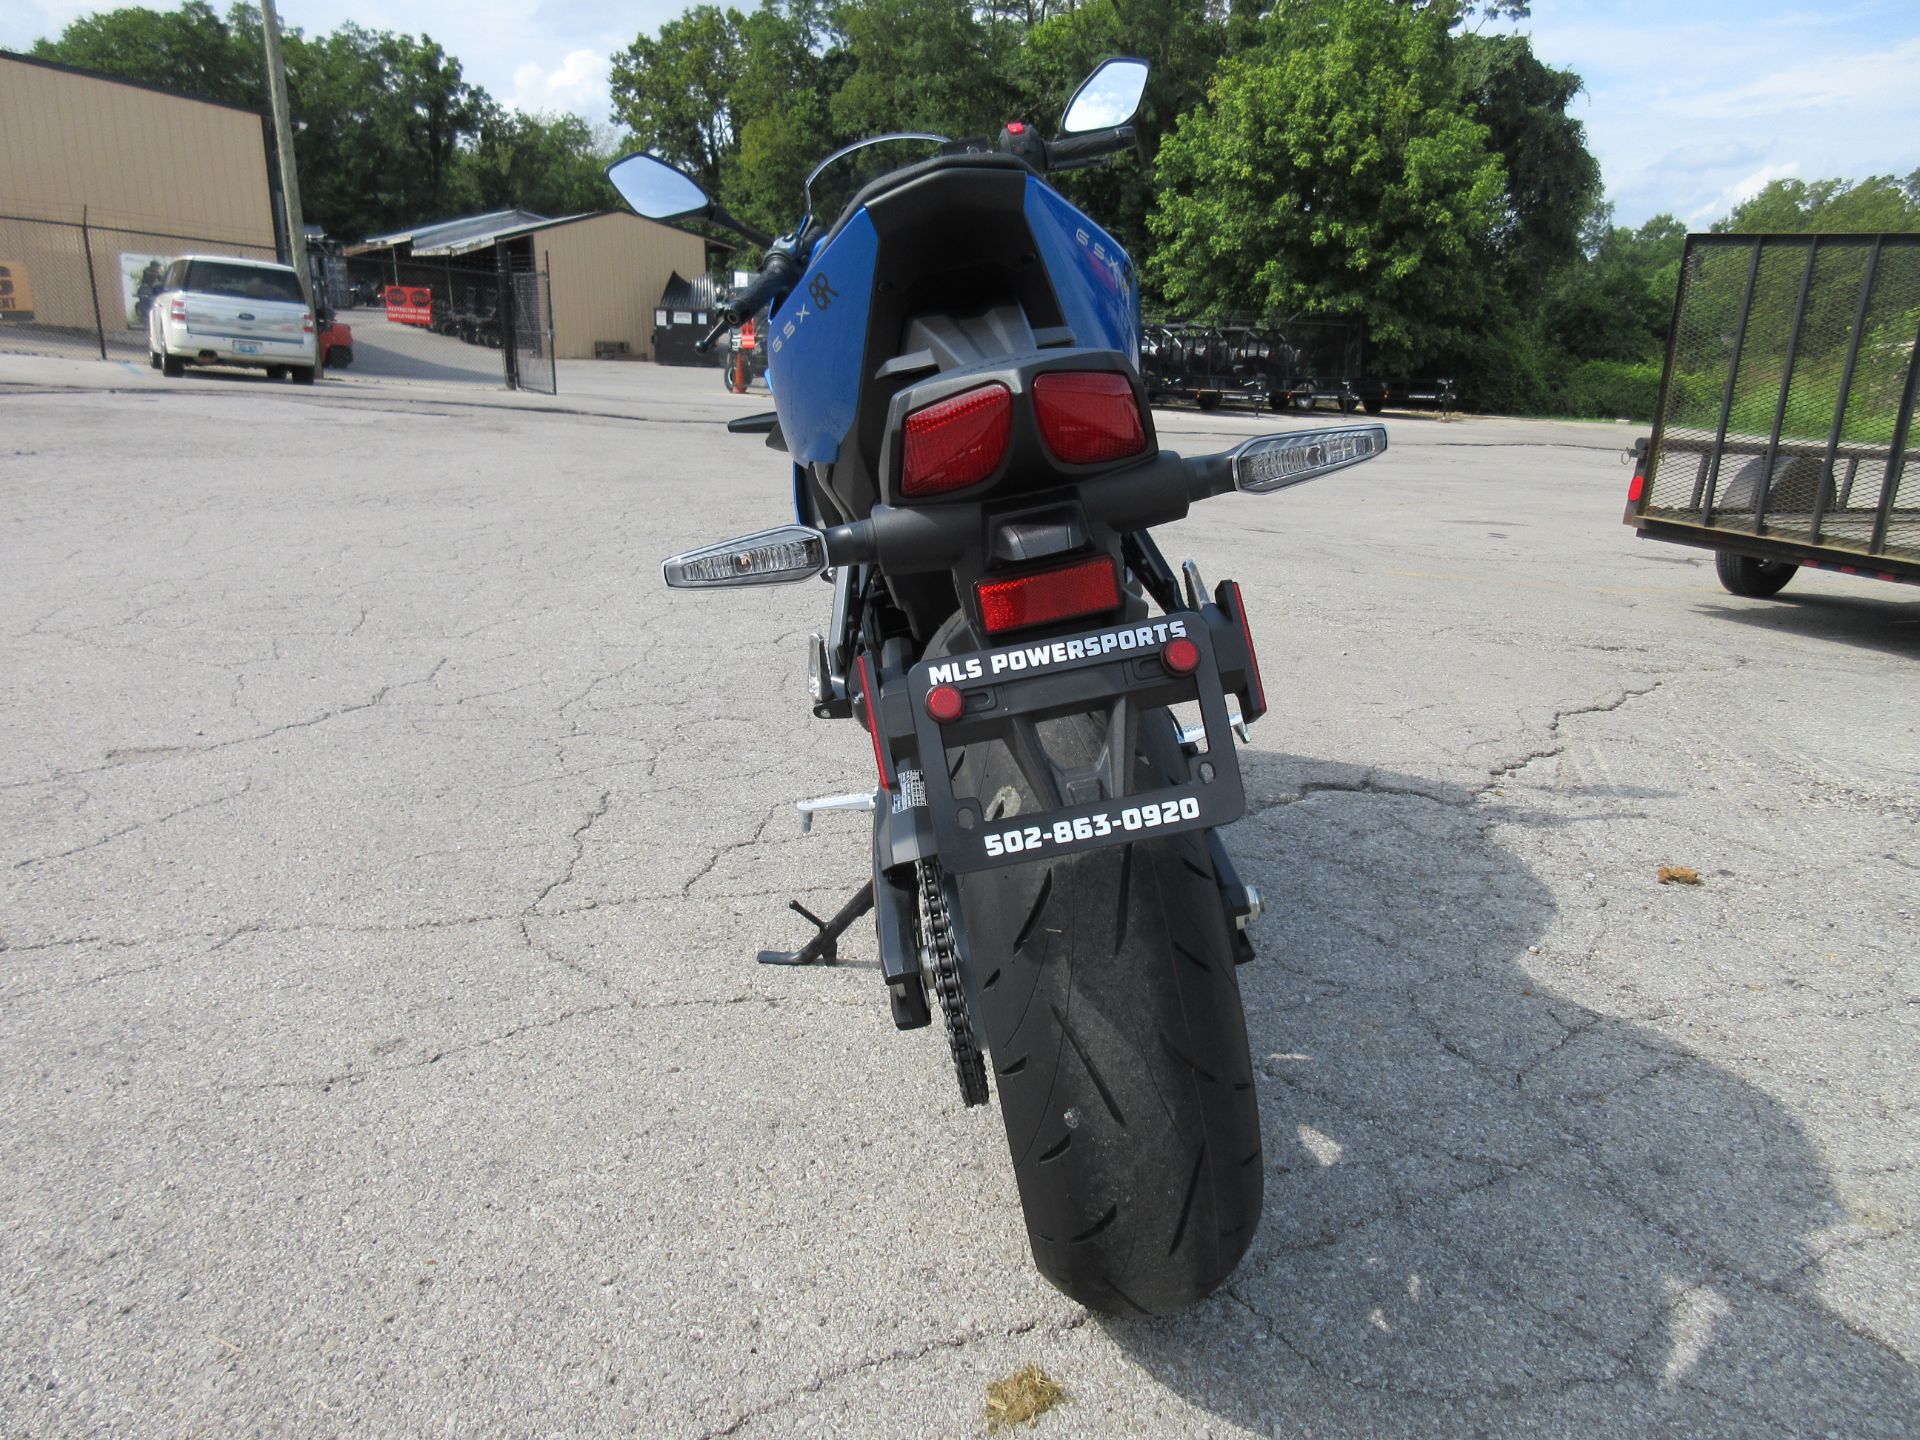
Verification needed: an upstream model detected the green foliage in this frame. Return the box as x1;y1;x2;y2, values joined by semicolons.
1454;32;1600;281
1147;0;1508;373
609;5;748;196
829;0;1018;140
34;3;491;239
453;111;618;218
30;0;261;106
1559;359;1661;421
36;0;1919;416
1714;174;1920;235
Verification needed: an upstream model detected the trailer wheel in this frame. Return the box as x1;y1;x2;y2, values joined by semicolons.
1196;393;1221;412
1715;551;1797;598
1292;394;1314;412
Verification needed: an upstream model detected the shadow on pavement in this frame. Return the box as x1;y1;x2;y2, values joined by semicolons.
1101;757;1915;1436
1696;591;1920;658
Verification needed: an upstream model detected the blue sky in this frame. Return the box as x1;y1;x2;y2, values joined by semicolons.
3;0;1915;227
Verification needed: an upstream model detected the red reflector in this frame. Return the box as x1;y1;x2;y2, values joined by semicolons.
856;652;892;791
1007;122;1026;134
925;684;965;723
1224;580;1267;722
1162;637;1200;675
1627;471;1646;503
975;556;1119;635
1032;371;1147;465
901;383;1011;496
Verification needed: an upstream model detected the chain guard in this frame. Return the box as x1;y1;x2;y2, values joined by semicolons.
918;858;988;1107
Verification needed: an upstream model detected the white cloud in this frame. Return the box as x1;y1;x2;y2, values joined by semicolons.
506;47;610;115
1686;162;1802;227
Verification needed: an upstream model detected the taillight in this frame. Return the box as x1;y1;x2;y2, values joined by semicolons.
302;311;314;334
901;383;1011;497
169;298;186;322
975;556;1120;635
1627;469;1646;504
1032;371;1146;464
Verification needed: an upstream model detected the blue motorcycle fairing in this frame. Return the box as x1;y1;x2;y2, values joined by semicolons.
1022;176;1140;368
766;209;879;474
766;167;1140;522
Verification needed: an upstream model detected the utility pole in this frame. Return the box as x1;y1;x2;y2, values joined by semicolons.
260;0;310;311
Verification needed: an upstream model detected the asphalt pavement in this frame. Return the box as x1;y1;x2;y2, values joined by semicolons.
2;354;1915;1438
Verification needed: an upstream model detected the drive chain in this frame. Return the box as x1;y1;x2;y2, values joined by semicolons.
919;858;989;1107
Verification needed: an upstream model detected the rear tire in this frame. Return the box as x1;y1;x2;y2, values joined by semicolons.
161;351;184;378
266;365;289;380
291;366;316;386
949;688;1262;1316
1715;550;1797;598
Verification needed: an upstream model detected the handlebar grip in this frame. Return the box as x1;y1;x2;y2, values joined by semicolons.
1045;125;1137;170
723;252;799;327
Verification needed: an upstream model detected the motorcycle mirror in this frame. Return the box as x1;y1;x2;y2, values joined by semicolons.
1229;426;1388;494
606;153;712;221
662;525;828;588
1061;57;1150;134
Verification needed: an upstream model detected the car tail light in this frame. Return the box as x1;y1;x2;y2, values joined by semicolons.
901;383;1011;497
303;312;314;334
169;298;186;322
1032;371;1146;464
975;556;1119;635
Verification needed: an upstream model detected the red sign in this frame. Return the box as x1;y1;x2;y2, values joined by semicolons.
383;285;433;327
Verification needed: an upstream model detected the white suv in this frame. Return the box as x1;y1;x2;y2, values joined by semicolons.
148;255;319;383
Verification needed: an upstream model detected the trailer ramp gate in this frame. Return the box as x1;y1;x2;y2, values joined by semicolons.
1628;233;1920;583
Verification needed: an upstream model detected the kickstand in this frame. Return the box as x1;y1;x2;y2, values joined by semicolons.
757;881;875;966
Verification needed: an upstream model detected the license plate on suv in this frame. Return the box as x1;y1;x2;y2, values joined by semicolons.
234;341;261;355
906;612;1247;873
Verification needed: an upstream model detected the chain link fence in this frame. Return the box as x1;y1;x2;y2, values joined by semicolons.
1;211;276;363
1645;233;1920;565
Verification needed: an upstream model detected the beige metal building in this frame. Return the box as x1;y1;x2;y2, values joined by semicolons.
496;212;710;361
0;51;277;342
354;208;713;362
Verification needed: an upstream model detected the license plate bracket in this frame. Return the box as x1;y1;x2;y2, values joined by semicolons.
907;612;1246;873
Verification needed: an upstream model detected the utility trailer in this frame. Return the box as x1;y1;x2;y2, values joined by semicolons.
1623;232;1920;594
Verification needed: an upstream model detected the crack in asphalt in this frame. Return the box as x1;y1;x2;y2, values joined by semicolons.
692;1311;1092;1438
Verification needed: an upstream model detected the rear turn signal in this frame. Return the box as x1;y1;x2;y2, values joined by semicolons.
1032;371;1146;464
901;383;1012;496
975;556;1119;635
1627;470;1646;503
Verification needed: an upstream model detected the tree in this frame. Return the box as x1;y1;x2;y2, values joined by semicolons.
609;6;749;197
827;0;1018;140
1715;174;1920;234
32;4;495;239
1454;31;1600;282
1148;0;1507;371
1543;207;1684;365
29;0;262;106
454;110;617;218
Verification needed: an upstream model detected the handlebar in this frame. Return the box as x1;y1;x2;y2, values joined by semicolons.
696;248;802;354
1043;125;1138;172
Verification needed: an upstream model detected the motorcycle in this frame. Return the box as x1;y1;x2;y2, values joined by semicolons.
608;57;1387;1316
